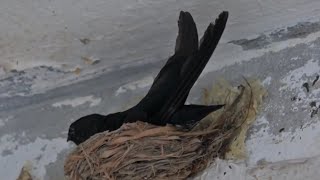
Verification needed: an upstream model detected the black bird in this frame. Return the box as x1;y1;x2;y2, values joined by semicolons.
68;11;229;145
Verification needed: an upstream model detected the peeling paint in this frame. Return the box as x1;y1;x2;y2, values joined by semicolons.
280;59;320;90
0;134;70;180
52;95;101;108
115;76;154;96
247;116;320;165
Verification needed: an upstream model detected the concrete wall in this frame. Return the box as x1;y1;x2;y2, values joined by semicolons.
1;0;319;74
1;0;320;179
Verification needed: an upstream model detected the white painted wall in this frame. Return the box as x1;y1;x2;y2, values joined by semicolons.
1;0;320;74
1;0;320;179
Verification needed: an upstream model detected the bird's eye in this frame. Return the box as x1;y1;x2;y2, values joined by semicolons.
69;127;76;134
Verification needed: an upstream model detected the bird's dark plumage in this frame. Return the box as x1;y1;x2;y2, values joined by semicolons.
68;11;229;145
169;104;225;126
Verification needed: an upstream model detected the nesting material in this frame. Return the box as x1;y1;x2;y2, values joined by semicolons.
64;79;267;180
17;161;33;180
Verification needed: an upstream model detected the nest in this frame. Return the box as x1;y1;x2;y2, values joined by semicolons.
17;161;33;180
64;79;267;180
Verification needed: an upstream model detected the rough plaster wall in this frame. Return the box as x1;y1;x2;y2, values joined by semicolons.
0;0;320;179
1;0;320;75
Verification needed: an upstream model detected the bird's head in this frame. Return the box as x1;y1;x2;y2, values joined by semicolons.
67;112;127;145
67;114;106;145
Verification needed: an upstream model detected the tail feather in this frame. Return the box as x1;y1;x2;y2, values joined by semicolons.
135;10;199;116
175;11;199;56
158;11;229;124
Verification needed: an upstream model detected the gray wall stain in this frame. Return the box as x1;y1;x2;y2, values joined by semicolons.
229;21;320;50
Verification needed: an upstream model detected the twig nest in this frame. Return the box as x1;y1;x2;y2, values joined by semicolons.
64;79;267;180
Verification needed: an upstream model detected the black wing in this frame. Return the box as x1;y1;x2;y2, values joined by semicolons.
135;11;199;120
155;11;229;124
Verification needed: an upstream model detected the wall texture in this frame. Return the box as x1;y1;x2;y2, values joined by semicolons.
1;0;320;179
